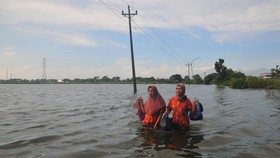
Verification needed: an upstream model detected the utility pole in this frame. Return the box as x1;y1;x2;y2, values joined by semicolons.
186;57;199;85
122;5;137;93
187;63;190;85
5;68;8;80
191;57;199;84
42;57;47;80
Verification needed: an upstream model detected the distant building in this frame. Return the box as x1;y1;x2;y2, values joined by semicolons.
57;79;64;83
259;72;272;79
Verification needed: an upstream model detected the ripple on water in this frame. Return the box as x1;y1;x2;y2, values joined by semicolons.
0;135;61;149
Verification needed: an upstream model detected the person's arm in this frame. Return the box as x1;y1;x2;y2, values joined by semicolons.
138;97;145;114
165;98;172;115
154;108;165;128
190;99;196;113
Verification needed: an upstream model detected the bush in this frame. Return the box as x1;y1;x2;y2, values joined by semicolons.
231;78;247;89
246;76;266;89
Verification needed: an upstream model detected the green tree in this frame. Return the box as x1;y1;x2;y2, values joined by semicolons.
271;65;280;79
169;74;183;83
93;76;100;82
193;74;203;84
184;75;191;84
214;58;228;83
112;76;121;82
101;76;110;82
204;73;217;84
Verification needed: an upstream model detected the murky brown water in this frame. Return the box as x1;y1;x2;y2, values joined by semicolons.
0;84;279;157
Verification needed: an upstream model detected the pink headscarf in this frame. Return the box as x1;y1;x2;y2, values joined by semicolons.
143;86;166;114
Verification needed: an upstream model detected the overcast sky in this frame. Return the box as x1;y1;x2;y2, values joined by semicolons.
1;0;280;80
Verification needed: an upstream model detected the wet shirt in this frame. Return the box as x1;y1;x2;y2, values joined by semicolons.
142;114;158;126
167;96;192;129
142;108;164;127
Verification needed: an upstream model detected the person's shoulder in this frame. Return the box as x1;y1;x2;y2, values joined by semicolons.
168;96;176;103
185;97;191;102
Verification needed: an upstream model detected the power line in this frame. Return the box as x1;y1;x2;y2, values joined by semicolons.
132;13;186;63
132;20;185;63
99;0;127;24
99;0;185;64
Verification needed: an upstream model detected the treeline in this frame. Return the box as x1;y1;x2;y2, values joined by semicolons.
204;59;280;89
1;59;279;89
0;75;193;84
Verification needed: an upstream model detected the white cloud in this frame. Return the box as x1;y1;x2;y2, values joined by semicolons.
1;0;279;43
16;27;97;47
0;0;279;79
134;0;280;42
1;47;15;56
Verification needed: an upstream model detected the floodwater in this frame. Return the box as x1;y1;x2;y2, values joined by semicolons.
0;84;279;158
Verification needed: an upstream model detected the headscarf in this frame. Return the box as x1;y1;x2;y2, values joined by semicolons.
143;86;166;115
176;83;187;101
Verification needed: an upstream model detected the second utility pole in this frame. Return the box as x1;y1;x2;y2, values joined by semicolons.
122;5;137;93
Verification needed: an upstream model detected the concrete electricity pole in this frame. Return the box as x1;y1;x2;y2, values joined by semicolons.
122;5;137;93
42;57;47;80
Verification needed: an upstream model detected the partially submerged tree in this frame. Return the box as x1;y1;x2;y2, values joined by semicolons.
214;58;228;83
271;65;280;79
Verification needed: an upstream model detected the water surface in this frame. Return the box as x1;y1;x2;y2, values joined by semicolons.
0;84;279;157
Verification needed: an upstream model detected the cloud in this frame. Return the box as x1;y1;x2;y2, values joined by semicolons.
0;0;125;47
56;32;97;47
0;0;127;31
134;0;280;42
16;27;97;47
1;0;279;44
1;47;15;56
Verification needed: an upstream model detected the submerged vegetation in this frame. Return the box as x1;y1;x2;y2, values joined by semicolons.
204;59;280;89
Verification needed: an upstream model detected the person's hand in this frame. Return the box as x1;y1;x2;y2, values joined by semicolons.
181;110;187;116
136;96;143;105
139;96;143;102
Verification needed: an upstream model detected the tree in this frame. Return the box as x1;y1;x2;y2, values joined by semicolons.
193;74;203;84
184;75;191;84
93;76;100;82
112;76;121;82
101;76;110;82
204;73;217;84
169;74;183;83
271;65;280;79
214;58;228;83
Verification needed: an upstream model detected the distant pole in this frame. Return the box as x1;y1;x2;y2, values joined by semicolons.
191;57;199;84
42;57;47;80
186;63;190;85
122;5;137;93
5;68;8;80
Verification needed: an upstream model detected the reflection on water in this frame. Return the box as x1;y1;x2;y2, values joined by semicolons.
0;84;280;158
132;127;204;157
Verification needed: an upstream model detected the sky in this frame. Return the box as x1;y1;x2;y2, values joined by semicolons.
0;0;280;80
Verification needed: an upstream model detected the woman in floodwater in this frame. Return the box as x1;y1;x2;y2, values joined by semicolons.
165;83;196;131
134;85;166;128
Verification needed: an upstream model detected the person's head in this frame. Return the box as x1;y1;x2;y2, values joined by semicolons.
176;83;186;97
147;85;157;98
